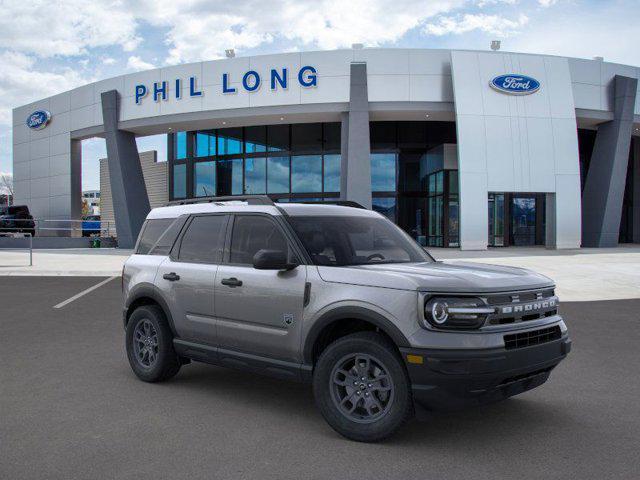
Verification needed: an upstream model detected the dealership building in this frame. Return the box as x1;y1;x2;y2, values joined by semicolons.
11;48;640;249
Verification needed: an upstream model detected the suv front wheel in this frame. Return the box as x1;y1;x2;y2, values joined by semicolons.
313;332;413;442
125;305;181;382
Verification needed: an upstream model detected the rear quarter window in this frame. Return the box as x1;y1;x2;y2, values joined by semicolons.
136;218;176;254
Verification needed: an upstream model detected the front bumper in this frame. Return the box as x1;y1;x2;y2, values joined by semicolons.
400;334;571;411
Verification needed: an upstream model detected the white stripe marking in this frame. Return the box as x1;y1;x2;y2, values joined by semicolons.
53;276;118;309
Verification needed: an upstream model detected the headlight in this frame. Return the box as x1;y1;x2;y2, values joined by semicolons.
423;297;495;330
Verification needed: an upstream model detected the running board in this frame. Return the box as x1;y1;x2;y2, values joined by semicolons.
173;339;312;383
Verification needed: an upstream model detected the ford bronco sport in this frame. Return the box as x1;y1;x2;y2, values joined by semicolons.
122;196;571;442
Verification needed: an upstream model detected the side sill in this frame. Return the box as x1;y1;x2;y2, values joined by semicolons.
173;339;313;383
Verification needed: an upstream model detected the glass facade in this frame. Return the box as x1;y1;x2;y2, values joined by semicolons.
169;120;462;246
169;123;341;202
369;122;459;247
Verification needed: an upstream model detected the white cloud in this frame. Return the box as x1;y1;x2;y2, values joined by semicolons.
424;13;529;36
0;0;140;58
0;51;86;124
126;55;156;72
102;57;117;65
134;0;466;64
538;0;558;6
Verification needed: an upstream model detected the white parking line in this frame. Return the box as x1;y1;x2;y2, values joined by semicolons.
53;276;119;309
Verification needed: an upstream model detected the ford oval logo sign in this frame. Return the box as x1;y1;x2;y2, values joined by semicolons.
26;110;52;130
490;74;540;95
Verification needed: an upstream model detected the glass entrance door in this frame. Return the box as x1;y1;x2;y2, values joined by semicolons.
510;196;537;246
488;193;505;246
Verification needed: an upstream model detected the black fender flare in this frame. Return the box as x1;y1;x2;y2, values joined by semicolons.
302;306;411;364
124;283;178;337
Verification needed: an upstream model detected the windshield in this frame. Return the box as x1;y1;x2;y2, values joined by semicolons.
288;215;433;266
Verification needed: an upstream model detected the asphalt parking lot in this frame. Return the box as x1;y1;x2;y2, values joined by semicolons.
1;277;639;480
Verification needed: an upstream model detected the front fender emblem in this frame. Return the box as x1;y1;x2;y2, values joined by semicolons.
283;314;294;326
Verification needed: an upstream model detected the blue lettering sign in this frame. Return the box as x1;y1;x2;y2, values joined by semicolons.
135;85;147;104
222;73;236;94
271;68;287;90
490;74;540;95
298;66;317;87
242;70;261;92
153;81;168;102
189;76;202;97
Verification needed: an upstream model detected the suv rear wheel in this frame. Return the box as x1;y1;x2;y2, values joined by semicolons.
313;331;413;442
126;305;181;382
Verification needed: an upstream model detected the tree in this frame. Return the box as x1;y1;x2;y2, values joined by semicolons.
82;199;91;217
0;173;13;206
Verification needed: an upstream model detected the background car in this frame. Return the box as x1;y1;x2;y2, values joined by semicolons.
0;205;36;237
82;215;101;237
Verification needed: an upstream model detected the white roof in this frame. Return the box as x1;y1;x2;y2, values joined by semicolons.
145;201;378;220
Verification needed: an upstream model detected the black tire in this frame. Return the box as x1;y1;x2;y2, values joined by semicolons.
313;331;413;442
125;305;181;382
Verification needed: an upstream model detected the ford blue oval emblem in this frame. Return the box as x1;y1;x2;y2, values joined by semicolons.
26;110;52;130
490;74;540;95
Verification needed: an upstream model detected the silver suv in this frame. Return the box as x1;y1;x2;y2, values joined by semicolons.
122;196;571;442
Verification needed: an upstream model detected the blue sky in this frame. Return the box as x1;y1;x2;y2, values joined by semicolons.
1;0;638;192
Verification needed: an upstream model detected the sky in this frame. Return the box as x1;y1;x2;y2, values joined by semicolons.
0;0;639;192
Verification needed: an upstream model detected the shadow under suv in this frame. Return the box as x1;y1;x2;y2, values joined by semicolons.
122;196;571;442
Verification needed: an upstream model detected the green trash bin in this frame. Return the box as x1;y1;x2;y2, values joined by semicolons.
91;238;101;248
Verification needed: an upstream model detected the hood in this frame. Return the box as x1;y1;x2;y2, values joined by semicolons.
316;261;554;293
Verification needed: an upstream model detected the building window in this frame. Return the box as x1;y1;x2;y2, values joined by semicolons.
323;154;341;193
175;132;187;160
169;123;340;202
195;131;215;157
371;153;397;192
267;156;290;193
245;126;267;153
218;128;243;155
244;157;267;194
173;163;187;199
217;159;243;196
291;155;322;193
194;161;216;197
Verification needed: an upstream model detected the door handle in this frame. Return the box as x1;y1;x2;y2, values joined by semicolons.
163;272;180;281
221;277;243;287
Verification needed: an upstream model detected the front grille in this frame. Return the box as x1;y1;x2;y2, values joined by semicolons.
487;288;554;305
504;326;561;350
485;288;558;326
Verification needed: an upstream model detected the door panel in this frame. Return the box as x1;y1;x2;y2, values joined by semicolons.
156;259;218;345
214;214;307;362
154;214;229;345
215;265;307;361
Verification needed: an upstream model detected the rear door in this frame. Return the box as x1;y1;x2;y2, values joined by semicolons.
214;214;307;362
156;214;229;345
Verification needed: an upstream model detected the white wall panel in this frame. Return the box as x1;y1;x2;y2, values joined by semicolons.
368;75;409;102
29;137;50;160
301;76;349;104
409;50;451;75
29;157;50;179
409;75;453;102
13;123;29;144
202;57;250;87
452;50;581;249
301;50;353;77
354;48;409;75
69;84;94;110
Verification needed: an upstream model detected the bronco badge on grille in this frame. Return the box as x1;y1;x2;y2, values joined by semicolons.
501;298;556;314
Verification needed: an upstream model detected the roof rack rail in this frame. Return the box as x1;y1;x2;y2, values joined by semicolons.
166;195;276;206
297;200;366;209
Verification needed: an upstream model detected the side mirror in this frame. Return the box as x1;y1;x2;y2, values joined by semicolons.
252;249;298;271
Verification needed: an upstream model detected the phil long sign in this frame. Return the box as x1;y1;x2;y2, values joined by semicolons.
490;74;540;95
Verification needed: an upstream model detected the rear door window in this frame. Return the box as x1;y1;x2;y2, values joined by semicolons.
136;218;175;254
177;215;228;264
